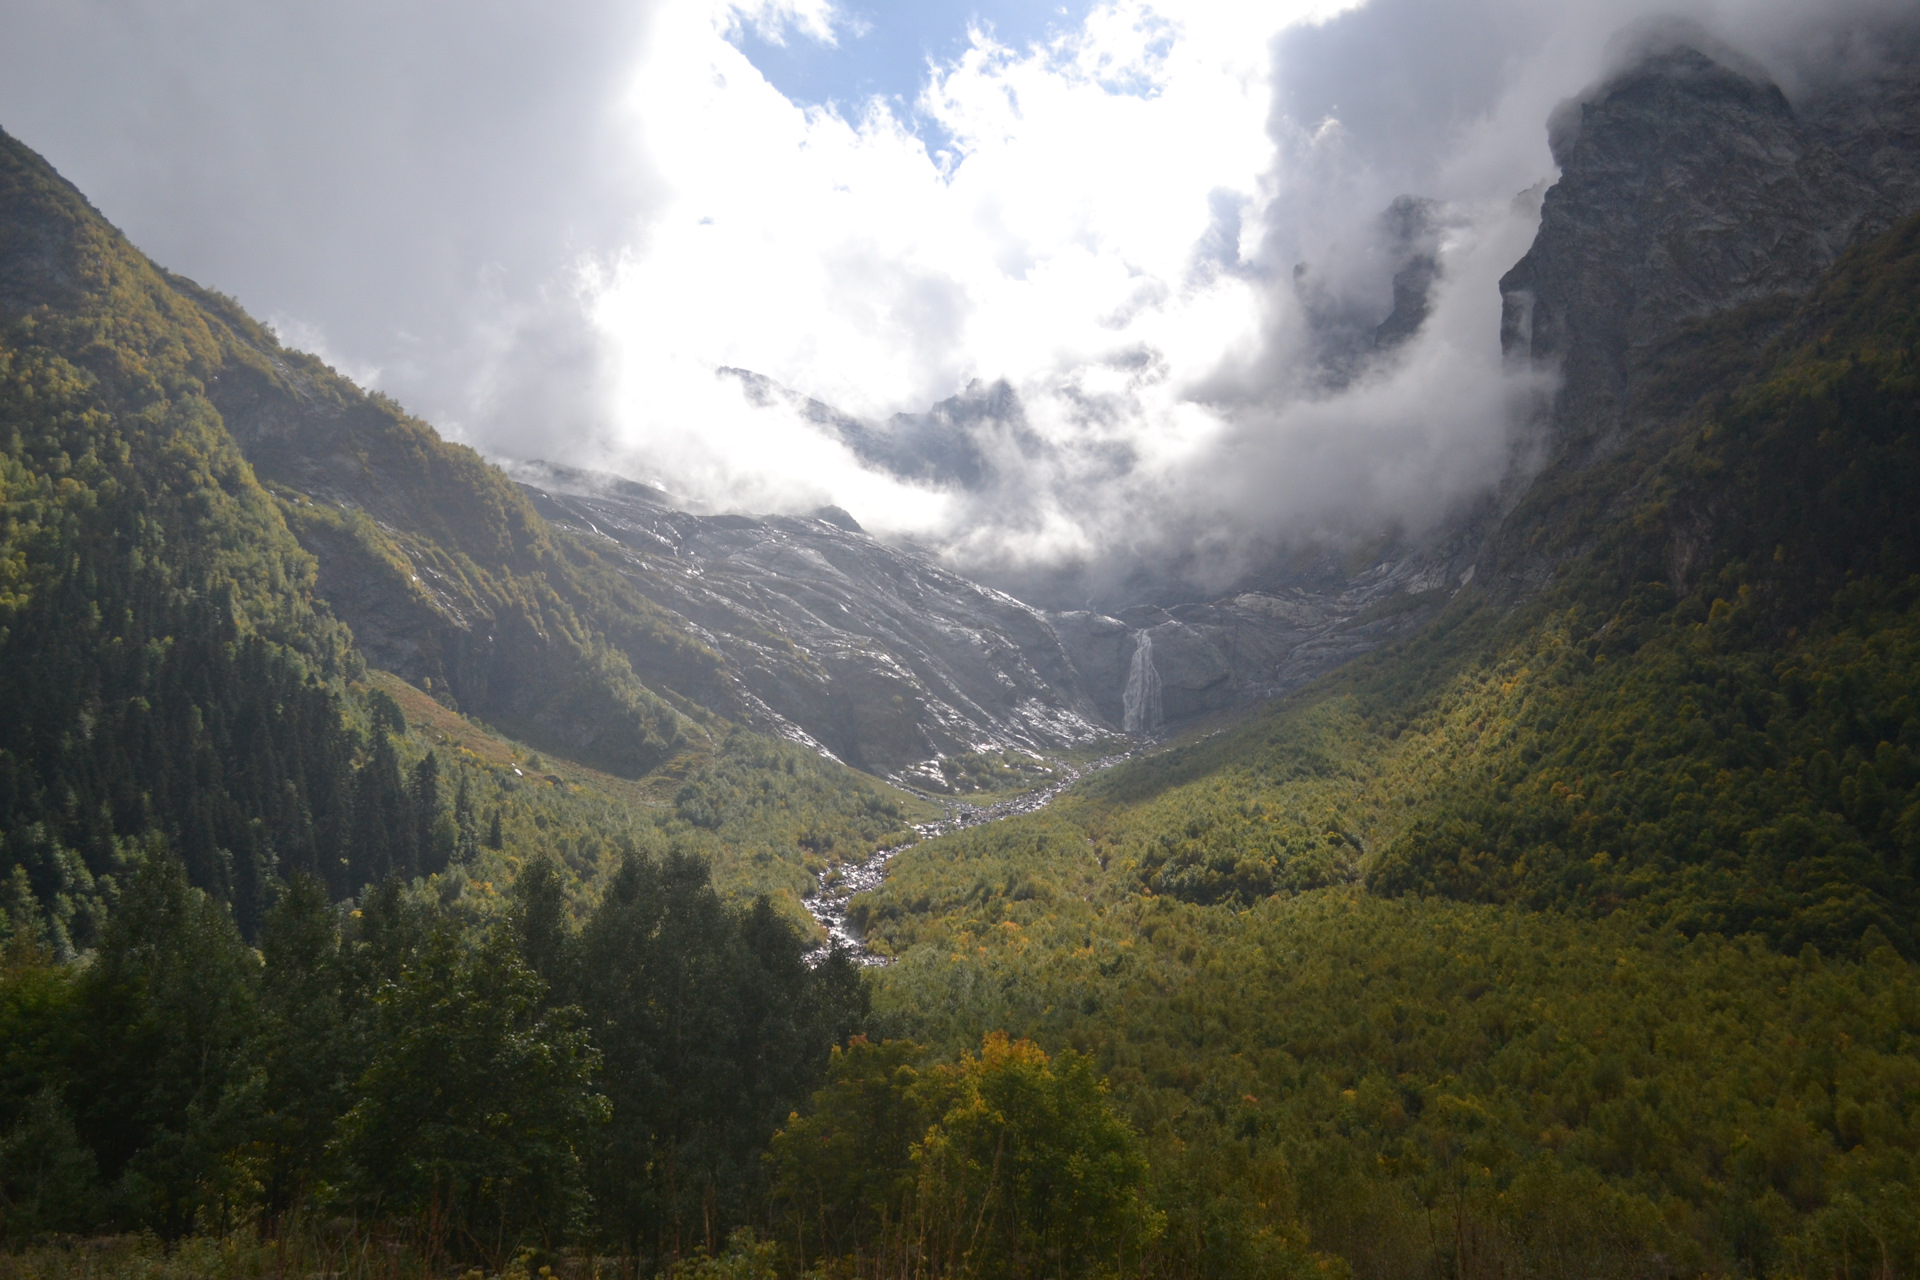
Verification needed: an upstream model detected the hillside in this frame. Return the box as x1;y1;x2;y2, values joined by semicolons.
0;123;960;951
10;145;731;778
0;120;943;1267
4;34;1920;1280
839;194;1920;1280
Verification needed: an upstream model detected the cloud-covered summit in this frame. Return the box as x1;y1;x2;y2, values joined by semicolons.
2;0;1913;604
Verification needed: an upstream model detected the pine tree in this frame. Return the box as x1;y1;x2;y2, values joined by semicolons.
412;753;451;876
66;846;261;1235
453;772;479;865
349;728;413;888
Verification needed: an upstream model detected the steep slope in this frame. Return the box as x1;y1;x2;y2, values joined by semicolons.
516;460;1456;771
0;127;735;784
1499;44;1911;451
825;49;1920;1278
514;462;1115;781
181;286;737;776
0;127;365;939
1370;213;1920;950
0;127;945;947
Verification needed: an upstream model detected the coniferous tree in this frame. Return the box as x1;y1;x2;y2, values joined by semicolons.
575;849;865;1259
509;855;577;1009
253;875;359;1215
333;926;605;1264
65;846;261;1236
453;773;479;865
349;728;413;889
411;753;451;876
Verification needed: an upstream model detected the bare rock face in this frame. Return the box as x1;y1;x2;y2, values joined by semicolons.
1499;44;1920;449
1800;32;1920;220
1048;611;1136;726
513;463;1114;779
719;368;1039;494
1294;194;1447;386
518;461;1481;759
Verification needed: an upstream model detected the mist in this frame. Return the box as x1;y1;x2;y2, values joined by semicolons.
1;0;1911;604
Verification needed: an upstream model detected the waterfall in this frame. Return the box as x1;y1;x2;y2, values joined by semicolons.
1121;629;1163;735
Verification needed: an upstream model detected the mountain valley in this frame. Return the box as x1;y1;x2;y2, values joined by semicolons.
2;27;1920;1280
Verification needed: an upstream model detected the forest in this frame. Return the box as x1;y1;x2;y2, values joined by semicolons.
2;121;1920;1280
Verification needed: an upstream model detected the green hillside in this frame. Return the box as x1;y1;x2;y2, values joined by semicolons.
0;125;365;940
0;126;933;1271
4;128;1920;1280
0;125;933;951
836;215;1920;1278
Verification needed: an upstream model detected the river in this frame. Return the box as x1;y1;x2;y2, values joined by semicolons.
803;751;1136;965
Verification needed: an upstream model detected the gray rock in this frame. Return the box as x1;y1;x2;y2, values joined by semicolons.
1294;194;1447;387
513;462;1114;779
718;367;1039;493
1499;44;1920;450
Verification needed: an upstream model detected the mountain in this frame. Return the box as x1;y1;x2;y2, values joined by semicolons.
1500;40;1920;452
1294;192;1448;383
4;28;1920;1280
841;42;1920;1278
513;458;1460;766
0;123;954;947
720;367;1038;494
511;460;1113;779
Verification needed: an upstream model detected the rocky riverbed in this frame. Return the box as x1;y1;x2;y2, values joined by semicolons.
803;751;1136;965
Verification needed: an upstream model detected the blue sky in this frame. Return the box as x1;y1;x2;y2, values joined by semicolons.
728;0;1096;118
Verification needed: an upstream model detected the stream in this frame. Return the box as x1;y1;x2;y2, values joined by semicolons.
803;751;1135;966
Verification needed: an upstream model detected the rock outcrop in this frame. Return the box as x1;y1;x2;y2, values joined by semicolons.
514;463;1114;780
1499;42;1920;450
719;368;1039;494
1294;194;1447;386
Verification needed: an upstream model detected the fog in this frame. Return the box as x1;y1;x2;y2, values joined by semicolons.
0;0;1910;602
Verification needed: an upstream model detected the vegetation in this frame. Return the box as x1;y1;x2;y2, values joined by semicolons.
0;845;861;1269
829;213;1920;1278
4;129;1920;1280
770;1033;1161;1279
0;123;938;1274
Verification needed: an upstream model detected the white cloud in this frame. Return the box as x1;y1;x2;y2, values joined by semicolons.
5;0;1910;602
587;0;1351;555
580;0;1916;598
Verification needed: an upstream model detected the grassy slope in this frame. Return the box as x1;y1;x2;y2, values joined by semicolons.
847;217;1920;1276
0;125;936;943
369;670;934;930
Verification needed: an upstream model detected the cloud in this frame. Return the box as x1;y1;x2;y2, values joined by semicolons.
580;0;1917;603
3;0;1913;605
0;0;662;440
586;0;1322;557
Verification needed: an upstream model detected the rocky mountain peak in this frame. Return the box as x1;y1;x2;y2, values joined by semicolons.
1293;193;1446;386
1500;42;1919;453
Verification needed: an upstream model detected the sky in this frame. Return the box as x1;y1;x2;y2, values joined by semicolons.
0;0;1911;603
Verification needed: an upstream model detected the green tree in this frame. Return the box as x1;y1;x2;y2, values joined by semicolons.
770;1037;934;1261
332;926;606;1266
252;874;360;1215
577;849;868;1261
66;848;261;1235
772;1032;1159;1280
509;854;577;1008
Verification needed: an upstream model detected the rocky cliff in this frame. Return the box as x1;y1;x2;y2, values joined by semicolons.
1499;41;1920;451
1092;36;1920;726
513;462;1115;781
